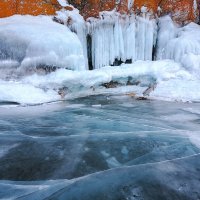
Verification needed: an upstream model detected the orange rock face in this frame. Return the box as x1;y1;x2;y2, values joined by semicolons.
0;0;61;18
0;0;16;17
160;0;198;24
0;0;198;23
133;0;159;13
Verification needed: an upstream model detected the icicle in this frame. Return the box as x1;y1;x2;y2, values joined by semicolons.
55;8;88;70
136;16;146;60
128;0;135;10
70;23;88;69
145;15;154;60
55;8;157;70
156;16;177;60
123;15;136;62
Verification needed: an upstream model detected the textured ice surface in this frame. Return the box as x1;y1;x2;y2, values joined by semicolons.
0;97;200;199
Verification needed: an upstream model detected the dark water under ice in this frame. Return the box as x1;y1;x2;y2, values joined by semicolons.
0;95;200;200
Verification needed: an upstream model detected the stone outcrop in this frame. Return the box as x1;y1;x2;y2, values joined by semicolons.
160;0;199;24
0;0;61;17
0;0;199;24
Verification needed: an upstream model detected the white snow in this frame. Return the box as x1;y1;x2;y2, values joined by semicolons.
57;0;68;7
0;80;60;105
150;79;200;102
0;15;85;72
181;53;200;78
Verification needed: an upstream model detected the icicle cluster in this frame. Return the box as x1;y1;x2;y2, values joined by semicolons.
87;11;157;69
68;21;88;70
56;8;157;70
56;8;88;69
156;16;200;65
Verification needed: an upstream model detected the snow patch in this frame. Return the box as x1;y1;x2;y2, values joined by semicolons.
57;0;68;7
0;80;60;105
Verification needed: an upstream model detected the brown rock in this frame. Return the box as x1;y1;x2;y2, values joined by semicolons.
0;0;199;25
0;0;61;18
136;96;148;100
133;0;159;13
0;0;16;18
101;81;122;88
126;92;136;97
159;0;198;24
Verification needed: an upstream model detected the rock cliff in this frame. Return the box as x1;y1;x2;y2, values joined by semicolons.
0;0;199;24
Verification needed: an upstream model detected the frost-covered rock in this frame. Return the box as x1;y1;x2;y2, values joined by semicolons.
0;15;85;75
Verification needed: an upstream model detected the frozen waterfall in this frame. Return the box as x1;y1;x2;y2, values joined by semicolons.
56;9;157;70
86;12;157;69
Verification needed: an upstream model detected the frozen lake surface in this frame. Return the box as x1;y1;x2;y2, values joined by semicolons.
0;95;200;200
